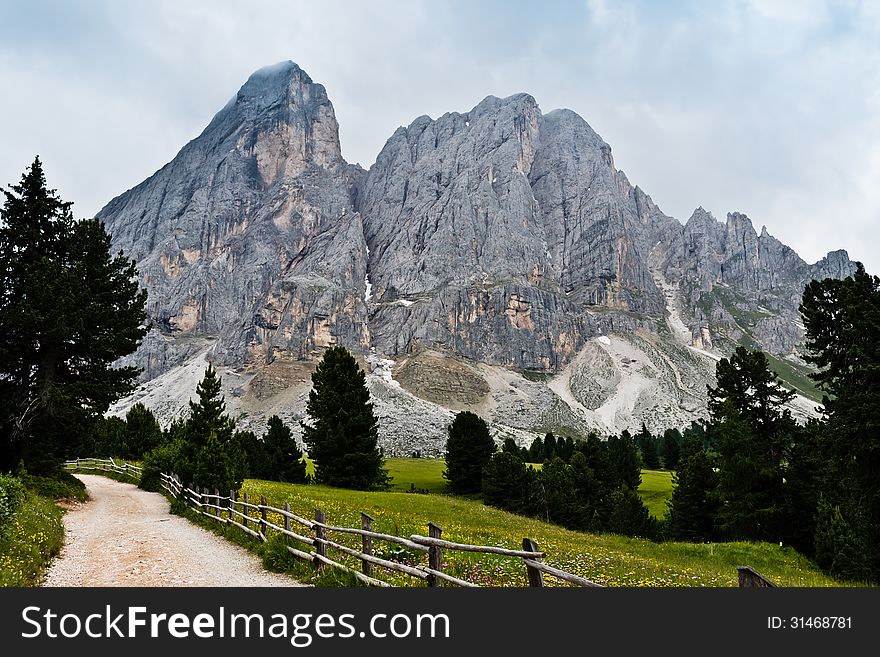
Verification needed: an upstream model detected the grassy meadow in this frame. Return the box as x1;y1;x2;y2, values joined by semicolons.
638;469;674;519
361;458;674;518
240;475;835;588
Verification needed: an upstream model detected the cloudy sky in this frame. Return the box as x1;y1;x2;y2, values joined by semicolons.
2;0;878;272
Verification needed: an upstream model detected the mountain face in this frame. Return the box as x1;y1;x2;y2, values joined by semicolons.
101;62;856;453
103;62;368;380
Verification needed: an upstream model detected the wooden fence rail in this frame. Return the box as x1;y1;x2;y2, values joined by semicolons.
64;458;142;482
153;470;601;588
65;459;776;589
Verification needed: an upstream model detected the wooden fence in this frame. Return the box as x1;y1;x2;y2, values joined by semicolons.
65;457;142;482
158;471;600;588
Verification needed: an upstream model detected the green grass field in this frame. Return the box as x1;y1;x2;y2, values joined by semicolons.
240;477;838;587
363;458;673;517
639;469;674;519
384;458;447;493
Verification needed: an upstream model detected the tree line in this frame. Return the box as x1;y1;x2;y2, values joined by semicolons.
443;411;702;541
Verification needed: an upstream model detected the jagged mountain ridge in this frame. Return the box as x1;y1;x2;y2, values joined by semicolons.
100;61;854;452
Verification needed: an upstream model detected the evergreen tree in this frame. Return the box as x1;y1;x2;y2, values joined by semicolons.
302;346;387;490
85;416;127;458
678;432;705;464
636;423;661;470
527;435;544;463
660;428;682;470
801;264;880;580
0;158;147;473
666;448;719;541
814;496;872;582
607;485;658;540
708;348;796;541
501;436;521;456
543;432;557;460
569;451;604;530
781;420;827;556
237;430;269;479
708;346;795;432
607;431;642;490
682;421;708;450
443;411;496;494
179;365;247;492
537;457;586;529
123;403;163;459
481;451;533;513
263;415;307;483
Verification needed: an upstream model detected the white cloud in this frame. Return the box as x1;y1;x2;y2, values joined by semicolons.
1;0;878;273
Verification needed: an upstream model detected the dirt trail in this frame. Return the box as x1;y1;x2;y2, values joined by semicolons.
43;474;303;587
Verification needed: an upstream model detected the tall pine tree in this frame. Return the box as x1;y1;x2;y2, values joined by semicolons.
666;447;719;541
708;348;796;541
263;415;307;483
302;346;387;490
443;411;496;494
0;158;146;473
178;365;247;492
801;264;880;581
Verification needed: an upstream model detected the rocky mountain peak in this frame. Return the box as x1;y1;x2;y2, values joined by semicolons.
101;61;858;451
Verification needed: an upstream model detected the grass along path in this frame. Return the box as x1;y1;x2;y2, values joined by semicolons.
0;473;86;587
241;478;836;587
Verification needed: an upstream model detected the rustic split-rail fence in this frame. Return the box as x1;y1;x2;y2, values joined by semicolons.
64;458;777;588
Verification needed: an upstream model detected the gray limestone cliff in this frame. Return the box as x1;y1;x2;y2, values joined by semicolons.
101;62;368;380
100;61;857;445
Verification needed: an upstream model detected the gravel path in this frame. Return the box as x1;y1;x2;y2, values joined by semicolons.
43;474;304;587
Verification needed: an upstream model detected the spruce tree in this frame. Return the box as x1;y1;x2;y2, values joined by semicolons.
176;365;247;491
636;423;661;470
607;431;642;490
814;495;872;582
302;346;387;490
481;451;533;513
666;448;719;541
263;415;307;483
708;349;796;541
237;429;270;479
527;435;544;463
0;158;147;473
607;485;658;540
537;457;586;529
781;420;827;555
801;264;880;581
443;411;496;494
660;428;682;470
123;403;163;459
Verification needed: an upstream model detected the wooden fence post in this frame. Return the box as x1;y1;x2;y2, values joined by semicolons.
260;495;268;538
522;538;545;588
314;508;327;571
427;522;443;587
361;512;375;577
214;489;220;518
284;503;291;533
243;493;249;530
737;566;777;587
229;490;235;521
